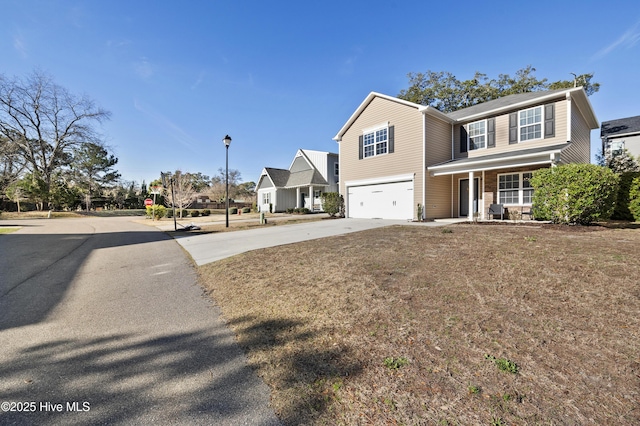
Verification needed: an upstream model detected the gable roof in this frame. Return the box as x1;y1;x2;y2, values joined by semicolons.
446;88;569;121
334;88;598;141
446;87;598;128
262;167;289;187
333;92;451;141
601;115;640;139
259;164;329;190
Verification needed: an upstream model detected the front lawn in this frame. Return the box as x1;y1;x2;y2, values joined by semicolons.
198;223;640;425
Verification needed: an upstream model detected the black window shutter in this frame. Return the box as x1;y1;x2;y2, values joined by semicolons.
509;112;518;144
460;125;468;153
544;104;555;138
388;125;394;153
358;135;363;160
487;118;496;148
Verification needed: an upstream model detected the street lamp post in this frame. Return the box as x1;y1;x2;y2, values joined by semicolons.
223;135;232;228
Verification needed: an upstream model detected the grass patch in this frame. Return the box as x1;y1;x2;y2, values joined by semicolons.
0;227;20;234
198;223;640;425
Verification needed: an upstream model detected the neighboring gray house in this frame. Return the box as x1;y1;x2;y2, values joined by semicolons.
601;115;640;159
256;149;339;212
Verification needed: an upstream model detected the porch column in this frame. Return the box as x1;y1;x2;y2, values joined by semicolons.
296;187;301;208
468;171;475;221
309;185;314;210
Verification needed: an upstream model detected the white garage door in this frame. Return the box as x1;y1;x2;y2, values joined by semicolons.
347;180;413;220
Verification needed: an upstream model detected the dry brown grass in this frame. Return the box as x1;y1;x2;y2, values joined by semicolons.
198;223;640;425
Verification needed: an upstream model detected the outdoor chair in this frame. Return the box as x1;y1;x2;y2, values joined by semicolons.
488;203;504;220
521;205;534;220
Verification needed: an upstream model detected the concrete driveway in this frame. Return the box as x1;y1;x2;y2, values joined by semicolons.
171;217;451;266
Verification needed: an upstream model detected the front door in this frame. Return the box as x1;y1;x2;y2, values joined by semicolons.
460;178;479;217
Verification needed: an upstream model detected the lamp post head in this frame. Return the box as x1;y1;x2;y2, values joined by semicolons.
223;135;232;147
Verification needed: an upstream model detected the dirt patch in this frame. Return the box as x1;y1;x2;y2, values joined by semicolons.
198;223;640;425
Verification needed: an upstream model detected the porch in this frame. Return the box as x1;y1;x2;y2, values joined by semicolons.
427;145;565;221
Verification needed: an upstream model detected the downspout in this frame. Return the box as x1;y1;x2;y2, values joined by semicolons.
422;112;426;220
451;123;455;160
451;124;455;217
566;93;572;143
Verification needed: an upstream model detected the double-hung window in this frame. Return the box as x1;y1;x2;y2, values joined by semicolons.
498;172;534;204
262;192;271;205
519;106;542;141
363;127;388;158
468;120;486;150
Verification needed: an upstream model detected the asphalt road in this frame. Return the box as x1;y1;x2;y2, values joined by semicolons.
0;216;280;425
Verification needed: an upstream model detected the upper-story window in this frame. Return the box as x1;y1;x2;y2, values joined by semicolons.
334;162;339;176
519;106;542;141
468;120;486;150
363;127;388;158
610;140;624;156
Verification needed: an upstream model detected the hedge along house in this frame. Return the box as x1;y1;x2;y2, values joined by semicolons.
333;88;598;220
256;149;339;212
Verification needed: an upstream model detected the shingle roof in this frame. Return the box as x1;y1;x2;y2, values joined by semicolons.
601;115;640;138
286;169;328;188
446;88;569;121
264;168;289;187
263;167;328;189
429;144;569;168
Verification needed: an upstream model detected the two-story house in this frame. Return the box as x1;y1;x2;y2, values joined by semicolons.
333;87;598;220
600;115;640;160
256;149;339;213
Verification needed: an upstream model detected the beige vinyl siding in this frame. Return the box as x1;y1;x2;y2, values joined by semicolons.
455;99;569;159
424;116;454;219
426;115;453;166
425;174;452;219
451;173;469;217
561;101;591;164
339;96;424;218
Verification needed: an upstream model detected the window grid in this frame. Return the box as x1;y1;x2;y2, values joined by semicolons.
498;172;534;205
468;121;486;150
363;127;389;158
519;107;542;141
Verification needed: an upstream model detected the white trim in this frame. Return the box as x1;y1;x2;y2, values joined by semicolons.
288;149;314;171
518;105;543;142
362;121;389;134
333;92;423;141
422;113;426;220
344;173;415;188
467;119;488;150
450;87;585;122
497;171;534;206
429;148;563;176
362;125;389;159
432;158;554;176
417;104;454;123
566;93;572;142
604;131;640;139
458;176;479;218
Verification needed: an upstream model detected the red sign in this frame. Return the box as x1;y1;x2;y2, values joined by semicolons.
144;198;153;207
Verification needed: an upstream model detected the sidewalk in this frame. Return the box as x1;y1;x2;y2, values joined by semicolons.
150;212;330;231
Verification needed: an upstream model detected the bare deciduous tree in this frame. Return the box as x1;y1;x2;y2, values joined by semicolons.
162;170;195;218
0;70;111;208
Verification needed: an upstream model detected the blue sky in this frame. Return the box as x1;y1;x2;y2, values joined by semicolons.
3;0;640;186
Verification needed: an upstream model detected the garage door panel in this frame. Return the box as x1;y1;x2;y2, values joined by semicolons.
347;181;413;220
